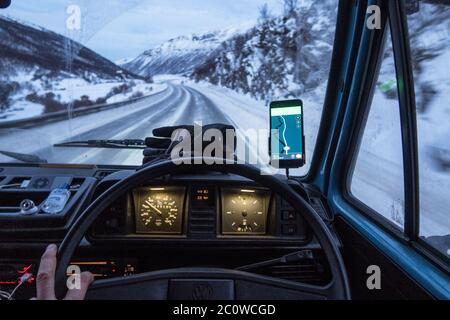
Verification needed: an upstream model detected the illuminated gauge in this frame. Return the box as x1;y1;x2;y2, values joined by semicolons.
134;187;185;234
222;189;270;235
140;194;178;228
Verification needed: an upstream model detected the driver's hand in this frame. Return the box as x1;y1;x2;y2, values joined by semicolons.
32;244;94;300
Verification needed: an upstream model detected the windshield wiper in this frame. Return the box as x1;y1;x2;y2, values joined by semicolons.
54;139;146;149
0;150;48;164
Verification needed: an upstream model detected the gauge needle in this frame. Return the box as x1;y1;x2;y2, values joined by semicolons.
149;204;162;215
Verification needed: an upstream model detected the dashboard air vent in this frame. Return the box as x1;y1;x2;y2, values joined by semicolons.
309;197;332;221
243;251;330;286
263;262;326;285
70;178;85;190
0;177;31;189
188;209;216;238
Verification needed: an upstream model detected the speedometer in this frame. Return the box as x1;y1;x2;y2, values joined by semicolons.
133;187;185;234
140;195;178;228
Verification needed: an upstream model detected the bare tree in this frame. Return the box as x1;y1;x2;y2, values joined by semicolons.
282;0;298;16
258;3;271;23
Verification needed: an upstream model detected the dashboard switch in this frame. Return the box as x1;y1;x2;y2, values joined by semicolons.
282;210;296;221
282;224;297;235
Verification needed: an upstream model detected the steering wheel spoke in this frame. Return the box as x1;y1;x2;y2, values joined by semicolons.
86;268;335;300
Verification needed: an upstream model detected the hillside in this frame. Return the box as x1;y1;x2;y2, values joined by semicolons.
0;16;153;121
0;16;134;81
191;1;337;102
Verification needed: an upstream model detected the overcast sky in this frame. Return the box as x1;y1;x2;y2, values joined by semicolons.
1;0;283;62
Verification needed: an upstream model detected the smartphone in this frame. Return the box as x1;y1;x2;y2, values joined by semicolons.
269;99;305;168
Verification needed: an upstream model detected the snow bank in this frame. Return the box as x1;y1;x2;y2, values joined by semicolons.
0;78;167;123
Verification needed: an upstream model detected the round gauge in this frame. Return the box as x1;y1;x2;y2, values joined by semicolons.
139;194;179;229
223;192;267;234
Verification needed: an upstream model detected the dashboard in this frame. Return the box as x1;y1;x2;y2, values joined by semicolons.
0;165;336;298
133;186;271;236
0;165;334;243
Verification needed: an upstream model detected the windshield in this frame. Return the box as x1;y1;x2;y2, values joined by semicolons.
0;0;337;173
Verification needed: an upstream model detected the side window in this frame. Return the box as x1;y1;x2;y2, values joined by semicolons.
350;27;405;229
407;2;450;258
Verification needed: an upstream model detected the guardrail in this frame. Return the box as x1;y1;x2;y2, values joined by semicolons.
0;86;169;130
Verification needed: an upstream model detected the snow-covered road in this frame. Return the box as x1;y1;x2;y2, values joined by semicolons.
0;81;237;166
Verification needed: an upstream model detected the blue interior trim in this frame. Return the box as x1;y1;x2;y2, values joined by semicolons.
312;3;360;191
330;192;450;299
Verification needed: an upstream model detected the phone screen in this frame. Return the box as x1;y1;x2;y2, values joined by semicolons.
270;100;305;168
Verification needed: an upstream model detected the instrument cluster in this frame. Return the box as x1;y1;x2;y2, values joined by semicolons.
132;186;272;236
94;184;308;240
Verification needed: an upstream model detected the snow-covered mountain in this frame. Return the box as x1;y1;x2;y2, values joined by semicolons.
121;23;254;77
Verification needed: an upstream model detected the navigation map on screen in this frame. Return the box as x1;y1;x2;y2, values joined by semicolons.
270;102;304;162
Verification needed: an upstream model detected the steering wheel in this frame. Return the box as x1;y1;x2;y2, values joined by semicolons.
55;158;350;300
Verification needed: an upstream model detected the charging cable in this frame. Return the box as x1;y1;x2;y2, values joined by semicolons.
0;273;33;300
